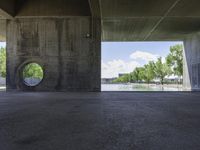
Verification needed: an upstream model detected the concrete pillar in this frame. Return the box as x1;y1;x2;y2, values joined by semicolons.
183;33;200;91
6;17;101;91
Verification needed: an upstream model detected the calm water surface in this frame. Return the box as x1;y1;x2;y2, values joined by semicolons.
0;84;182;92
102;84;183;91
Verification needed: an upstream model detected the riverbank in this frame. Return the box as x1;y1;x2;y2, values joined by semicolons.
134;83;182;88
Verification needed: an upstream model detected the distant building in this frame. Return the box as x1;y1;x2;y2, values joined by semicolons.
153;75;183;84
101;78;117;84
164;76;183;83
118;73;129;77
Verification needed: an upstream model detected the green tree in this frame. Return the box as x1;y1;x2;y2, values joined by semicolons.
23;63;43;80
0;47;6;78
154;57;172;85
166;44;183;77
130;67;143;82
142;61;155;84
113;74;131;83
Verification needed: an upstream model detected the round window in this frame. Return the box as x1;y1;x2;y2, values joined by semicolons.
23;63;44;86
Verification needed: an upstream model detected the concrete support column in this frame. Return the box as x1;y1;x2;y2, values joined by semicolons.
183;33;200;91
6;17;101;91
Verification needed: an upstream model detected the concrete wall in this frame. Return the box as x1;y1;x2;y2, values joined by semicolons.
183;33;200;91
6;17;101;91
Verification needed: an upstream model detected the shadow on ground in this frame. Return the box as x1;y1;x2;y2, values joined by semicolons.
0;92;200;150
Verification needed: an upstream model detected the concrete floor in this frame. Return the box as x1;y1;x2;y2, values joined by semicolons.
0;92;200;150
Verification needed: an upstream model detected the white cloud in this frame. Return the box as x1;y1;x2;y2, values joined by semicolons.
101;59;140;78
101;51;167;78
130;51;159;62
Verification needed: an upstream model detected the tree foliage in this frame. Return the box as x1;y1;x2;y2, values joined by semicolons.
113;44;183;84
113;63;156;84
23;63;43;80
166;44;183;77
113;74;130;83
130;67;143;82
154;57;172;85
0;47;6;78
0;47;43;80
142;61;155;84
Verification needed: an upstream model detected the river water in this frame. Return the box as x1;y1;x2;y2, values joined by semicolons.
101;84;183;91
0;84;183;91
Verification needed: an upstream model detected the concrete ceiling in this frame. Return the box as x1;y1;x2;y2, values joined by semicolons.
101;0;200;41
15;0;91;17
0;0;200;41
0;0;91;18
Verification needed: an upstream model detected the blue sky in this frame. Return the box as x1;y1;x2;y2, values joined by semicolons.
102;42;183;78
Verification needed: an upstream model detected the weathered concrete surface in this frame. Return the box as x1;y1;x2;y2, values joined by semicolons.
0;19;6;41
0;0;15;18
184;33;200;91
101;0;200;41
1;0;200;41
15;0;91;17
6;18;101;91
0;0;91;18
0;92;200;150
0;0;93;43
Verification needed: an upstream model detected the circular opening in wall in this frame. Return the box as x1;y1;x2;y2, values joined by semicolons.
22;63;44;87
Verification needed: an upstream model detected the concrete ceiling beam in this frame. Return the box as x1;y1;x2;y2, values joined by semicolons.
0;0;15;19
88;0;101;18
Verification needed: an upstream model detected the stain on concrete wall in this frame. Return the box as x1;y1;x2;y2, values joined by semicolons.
6;17;101;91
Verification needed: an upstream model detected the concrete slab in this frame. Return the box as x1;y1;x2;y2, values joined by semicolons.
101;0;176;17
148;17;200;41
100;0;200;41
102;18;160;41
16;0;91;17
168;0;200;17
0;92;200;150
1;0;200;41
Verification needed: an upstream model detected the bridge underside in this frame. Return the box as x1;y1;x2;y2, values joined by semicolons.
0;0;200;91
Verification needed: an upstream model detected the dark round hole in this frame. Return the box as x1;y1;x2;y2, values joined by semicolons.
23;63;44;87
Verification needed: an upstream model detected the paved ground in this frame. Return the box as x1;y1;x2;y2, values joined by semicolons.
0;92;200;150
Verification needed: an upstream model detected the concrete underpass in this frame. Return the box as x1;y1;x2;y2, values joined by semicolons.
0;0;200;149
